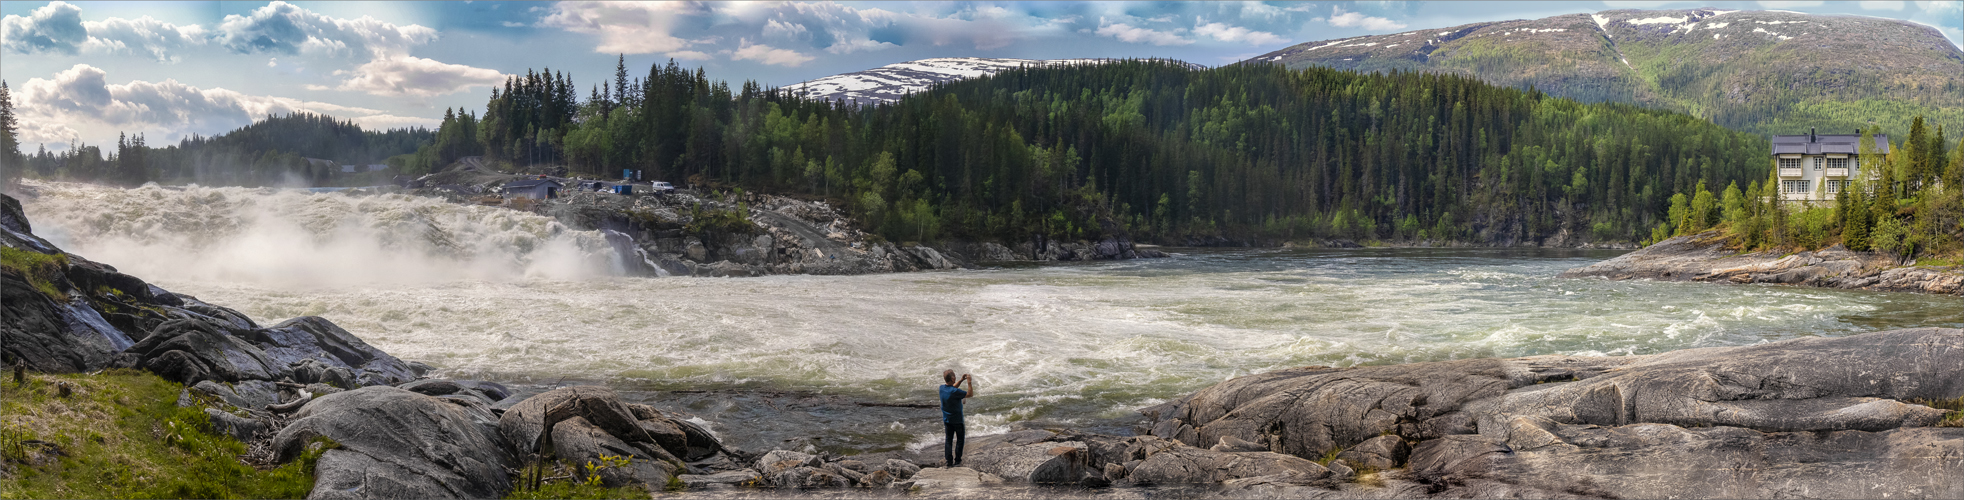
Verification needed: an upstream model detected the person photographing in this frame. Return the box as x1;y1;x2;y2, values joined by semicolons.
939;369;975;467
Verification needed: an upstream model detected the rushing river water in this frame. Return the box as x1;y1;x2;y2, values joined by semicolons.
21;182;1964;455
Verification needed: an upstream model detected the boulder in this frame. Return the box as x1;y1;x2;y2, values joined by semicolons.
398;379;509;406
756;450;821;470
1127;446;1330;485
497;386;652;457
271;386;514;499
239;316;417;387
879;458;921;479
290;358;357;389
549;416;678;488
961;442;1091;484
119;319;288;385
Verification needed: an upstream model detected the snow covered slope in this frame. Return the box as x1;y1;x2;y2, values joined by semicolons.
786;57;1165;106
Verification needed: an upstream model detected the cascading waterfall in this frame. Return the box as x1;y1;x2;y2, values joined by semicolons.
20;181;627;285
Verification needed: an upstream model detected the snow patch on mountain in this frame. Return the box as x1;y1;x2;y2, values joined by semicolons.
785;57;1197;106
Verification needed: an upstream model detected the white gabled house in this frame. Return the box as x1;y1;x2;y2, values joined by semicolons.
1772;128;1890;203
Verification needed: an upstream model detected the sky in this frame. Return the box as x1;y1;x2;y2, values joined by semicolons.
4;1;1961;154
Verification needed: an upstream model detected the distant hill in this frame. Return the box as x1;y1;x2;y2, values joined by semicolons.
784;57;1201;106
1247;8;1964;136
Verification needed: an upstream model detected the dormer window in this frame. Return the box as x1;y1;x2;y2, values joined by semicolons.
1826;157;1846;170
1779;158;1800;170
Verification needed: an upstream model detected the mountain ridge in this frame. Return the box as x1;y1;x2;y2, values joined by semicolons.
784;57;1205;106
1245;7;1964;136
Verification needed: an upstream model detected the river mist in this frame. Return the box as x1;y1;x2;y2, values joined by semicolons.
22;182;1964;454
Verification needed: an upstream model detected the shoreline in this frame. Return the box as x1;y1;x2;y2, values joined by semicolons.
1560;231;1964;296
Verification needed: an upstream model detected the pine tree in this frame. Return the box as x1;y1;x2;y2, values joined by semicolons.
0;80;19;192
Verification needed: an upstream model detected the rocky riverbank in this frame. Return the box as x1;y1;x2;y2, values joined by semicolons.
405;165;1166;278
1560;232;1964;295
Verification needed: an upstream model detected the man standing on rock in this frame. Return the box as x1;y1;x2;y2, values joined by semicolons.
939;369;975;467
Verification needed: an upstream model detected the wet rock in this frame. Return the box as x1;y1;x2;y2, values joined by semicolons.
879;458;921;479
289;358;357;389
272;386;514;499
239;316;416;387
1127;446;1330;484
120;319;288;385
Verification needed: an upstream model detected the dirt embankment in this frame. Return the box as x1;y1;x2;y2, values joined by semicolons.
1559;232;1964;296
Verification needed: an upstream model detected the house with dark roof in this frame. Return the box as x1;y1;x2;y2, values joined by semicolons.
1771;128;1889;203
502;178;563;200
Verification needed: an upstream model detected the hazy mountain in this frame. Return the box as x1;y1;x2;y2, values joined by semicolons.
784;57;1200;106
1247;8;1964;135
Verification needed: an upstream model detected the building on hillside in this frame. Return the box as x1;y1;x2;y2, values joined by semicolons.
1773;128;1889;203
502;178;563;200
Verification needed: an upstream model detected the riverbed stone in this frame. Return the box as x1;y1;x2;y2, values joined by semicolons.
678;469;760;489
271;386;514;499
550;416;677;488
498;385;652;457
898;467;1003;490
1127;446;1330;484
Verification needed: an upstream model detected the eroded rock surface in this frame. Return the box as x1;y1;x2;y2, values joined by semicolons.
1562;233;1964;295
1140;327;1964;498
271;386;515;499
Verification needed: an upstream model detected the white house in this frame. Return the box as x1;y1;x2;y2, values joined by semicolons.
1772;128;1889;203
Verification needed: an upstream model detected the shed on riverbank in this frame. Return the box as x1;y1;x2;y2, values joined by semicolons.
503;178;563;200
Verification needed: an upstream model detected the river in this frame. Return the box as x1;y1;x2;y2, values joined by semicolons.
20;182;1964;455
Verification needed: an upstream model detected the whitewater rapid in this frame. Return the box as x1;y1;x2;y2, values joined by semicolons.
20;181;1964;453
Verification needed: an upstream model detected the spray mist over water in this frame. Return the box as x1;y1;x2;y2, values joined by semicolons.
20;181;1964;452
21;181;622;286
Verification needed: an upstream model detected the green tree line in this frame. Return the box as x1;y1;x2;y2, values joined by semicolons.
1659;117;1964;260
432;58;1770;245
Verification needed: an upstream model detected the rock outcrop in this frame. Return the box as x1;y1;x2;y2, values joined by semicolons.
1140;327;1964;498
271;386;515;499
1562;232;1964;295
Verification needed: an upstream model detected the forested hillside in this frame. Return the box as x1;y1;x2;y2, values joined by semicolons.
1253;8;1964;139
430;59;1767;246
10;113;430;187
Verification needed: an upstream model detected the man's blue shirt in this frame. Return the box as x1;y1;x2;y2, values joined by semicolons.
939;385;967;424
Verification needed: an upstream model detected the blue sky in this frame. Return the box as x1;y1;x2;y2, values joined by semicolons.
4;1;1960;153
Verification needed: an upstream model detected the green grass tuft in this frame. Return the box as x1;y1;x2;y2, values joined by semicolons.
1911;396;1964;427
1;369;320;499
0;247;70;300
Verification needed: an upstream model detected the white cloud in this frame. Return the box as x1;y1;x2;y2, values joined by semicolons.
1096;20;1193;46
1;1;87;54
1327;7;1407;31
1195;21;1288;45
213;1;436;58
1757;1;1825;8
666;50;712;60
3;2;209;62
732;41;814;66
763;18;811;42
1237;1;1289;20
1598;1;1697;7
824;36;898;54
332;56;505;97
501;21;525;28
539;1;707;55
12;64;435;148
1917;1;1962;13
1859;1;1907;10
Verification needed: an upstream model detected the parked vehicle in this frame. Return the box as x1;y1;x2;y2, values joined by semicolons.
649;181;676;194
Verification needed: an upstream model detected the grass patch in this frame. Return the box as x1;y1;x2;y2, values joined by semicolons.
1911;396;1964;427
0;247;69;300
0;369;318;499
1314;447;1343;466
505;456;646;500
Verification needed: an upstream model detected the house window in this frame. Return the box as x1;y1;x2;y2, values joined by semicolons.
1825;180;1844;194
1826;157;1846;170
1778;158;1801;170
1783;180;1811;194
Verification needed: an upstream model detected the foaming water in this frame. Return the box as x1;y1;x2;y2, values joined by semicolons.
21;181;620;286
21;182;1964;453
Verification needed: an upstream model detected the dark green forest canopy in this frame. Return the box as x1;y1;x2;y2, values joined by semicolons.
460;59;1767;244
